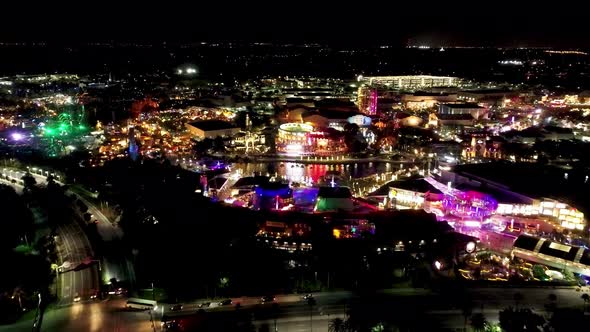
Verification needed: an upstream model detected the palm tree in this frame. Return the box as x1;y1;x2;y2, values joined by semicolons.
21;172;36;192
329;317;346;332
460;297;474;331
470;313;487;332
581;293;590;312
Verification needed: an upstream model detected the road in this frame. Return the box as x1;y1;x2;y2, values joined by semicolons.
55;221;100;305
0;286;586;331
0;298;153;332
160;286;590;331
4;167;136;286
2;169;100;305
0;175;23;193
68;185;136;285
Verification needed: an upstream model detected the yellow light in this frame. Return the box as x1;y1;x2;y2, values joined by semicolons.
333;229;341;239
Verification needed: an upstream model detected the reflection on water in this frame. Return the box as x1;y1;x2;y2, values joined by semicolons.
234;161;406;184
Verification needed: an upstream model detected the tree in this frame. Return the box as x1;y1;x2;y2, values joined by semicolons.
499;307;544;332
213;136;225;152
329;317;346;332
460;296;474;331
470;313;487;332
21;173;36;191
343;123;366;153
581;293;590;312
193;138;214;155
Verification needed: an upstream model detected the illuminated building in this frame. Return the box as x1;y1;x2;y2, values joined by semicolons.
443;191;498;220
302;110;365;131
357;86;378;115
458;89;517;104
367;178;444;211
441;164;587;230
185;120;241;139
128;126;139;161
438;103;487;120
391;180;443;211
332;219;375;239
359;75;460;89
253;183;293;210
496;200;584;230
314;187;354;213
276;122;346;156
397;114;424;127
402;92;457;110
512;235;590;277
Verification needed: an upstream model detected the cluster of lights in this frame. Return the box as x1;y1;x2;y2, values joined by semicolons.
177;68;197;75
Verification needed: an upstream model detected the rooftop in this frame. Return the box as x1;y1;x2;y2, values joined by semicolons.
318;186;352;198
452;162;590;213
460;89;513;95
187;120;239;131
233;176;270;188
369;178;443;197
440;103;484;109
303;109;361;120
437;114;474;121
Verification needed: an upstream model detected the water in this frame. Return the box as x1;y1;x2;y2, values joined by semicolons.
233;161;405;184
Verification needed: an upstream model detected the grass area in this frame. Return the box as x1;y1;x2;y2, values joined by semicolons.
16;309;36;323
16;302;62;323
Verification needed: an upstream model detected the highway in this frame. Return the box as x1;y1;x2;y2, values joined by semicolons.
55;220;100;305
159;286;590;331
4;167;135;287
0;285;586;331
68;185;136;285
2;169;100;305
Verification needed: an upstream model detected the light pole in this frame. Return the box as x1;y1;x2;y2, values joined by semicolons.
151;282;155;301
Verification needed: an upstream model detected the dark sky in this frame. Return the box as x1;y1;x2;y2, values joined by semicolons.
6;1;590;48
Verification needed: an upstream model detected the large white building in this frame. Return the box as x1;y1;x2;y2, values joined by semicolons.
360;75;461;90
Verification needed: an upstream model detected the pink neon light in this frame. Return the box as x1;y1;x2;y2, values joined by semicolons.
463;220;482;228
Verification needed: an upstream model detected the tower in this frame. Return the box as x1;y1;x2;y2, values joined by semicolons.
128;126;139;161
357;86;378;116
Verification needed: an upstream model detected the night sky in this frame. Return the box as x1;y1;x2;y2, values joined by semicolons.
5;1;589;48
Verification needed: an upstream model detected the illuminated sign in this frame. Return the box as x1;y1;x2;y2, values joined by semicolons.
279;123;313;133
348;115;372;126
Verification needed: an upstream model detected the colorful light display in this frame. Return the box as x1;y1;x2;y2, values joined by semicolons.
42;112;87;137
276;122;346;156
443;191;497;219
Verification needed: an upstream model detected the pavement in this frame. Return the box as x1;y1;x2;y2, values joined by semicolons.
0;298;153;332
0;176;23;193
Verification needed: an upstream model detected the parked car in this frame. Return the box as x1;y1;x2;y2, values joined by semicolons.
260;295;275;303
218;299;232;306
169;304;183;311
